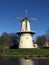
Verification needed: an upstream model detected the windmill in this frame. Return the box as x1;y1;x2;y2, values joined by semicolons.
16;9;38;48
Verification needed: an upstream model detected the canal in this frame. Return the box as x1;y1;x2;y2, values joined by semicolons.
0;56;49;65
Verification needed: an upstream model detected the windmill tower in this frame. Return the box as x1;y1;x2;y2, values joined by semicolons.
16;9;37;48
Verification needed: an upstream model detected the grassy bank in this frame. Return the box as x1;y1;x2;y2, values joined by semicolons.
0;49;49;56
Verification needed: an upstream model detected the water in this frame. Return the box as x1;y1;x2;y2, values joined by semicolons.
0;56;49;65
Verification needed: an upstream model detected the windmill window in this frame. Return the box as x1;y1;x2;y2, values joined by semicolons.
26;37;28;39
22;34;23;36
22;29;24;31
33;45;36;47
21;41;23;43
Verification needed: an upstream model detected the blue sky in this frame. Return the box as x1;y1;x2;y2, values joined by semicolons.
0;0;49;40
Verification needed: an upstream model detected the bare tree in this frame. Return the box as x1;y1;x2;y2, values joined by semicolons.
0;32;13;49
45;28;49;42
36;35;47;48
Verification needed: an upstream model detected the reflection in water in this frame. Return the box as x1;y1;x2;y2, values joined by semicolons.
20;58;49;65
0;56;20;65
0;56;49;65
38;59;49;65
20;58;34;65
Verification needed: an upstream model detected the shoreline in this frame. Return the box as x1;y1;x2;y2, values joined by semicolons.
0;54;49;60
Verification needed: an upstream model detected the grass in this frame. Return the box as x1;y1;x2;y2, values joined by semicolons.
0;48;49;56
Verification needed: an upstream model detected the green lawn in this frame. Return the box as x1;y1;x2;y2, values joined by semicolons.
0;48;49;56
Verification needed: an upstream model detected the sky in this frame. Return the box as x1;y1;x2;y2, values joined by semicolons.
0;0;49;40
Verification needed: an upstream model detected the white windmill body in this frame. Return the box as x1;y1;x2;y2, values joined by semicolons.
16;10;37;48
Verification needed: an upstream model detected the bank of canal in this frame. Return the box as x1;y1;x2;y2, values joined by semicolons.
0;49;49;59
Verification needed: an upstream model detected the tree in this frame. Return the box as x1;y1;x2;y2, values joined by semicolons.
0;32;13;49
9;33;19;49
45;28;49;42
0;32;19;49
36;35;47;47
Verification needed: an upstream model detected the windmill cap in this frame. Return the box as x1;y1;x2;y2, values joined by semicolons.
21;17;29;22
